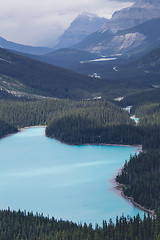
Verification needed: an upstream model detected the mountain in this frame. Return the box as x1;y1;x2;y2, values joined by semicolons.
0;36;52;55
101;0;160;33
135;48;160;71
138;0;160;6
52;12;107;49
0;48;104;100
73;0;160;56
74;18;160;56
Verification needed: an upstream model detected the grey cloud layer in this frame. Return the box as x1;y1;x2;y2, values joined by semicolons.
0;0;133;46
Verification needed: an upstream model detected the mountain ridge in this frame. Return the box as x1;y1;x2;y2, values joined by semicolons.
0;36;52;55
52;12;107;49
73;18;160;56
0;47;105;100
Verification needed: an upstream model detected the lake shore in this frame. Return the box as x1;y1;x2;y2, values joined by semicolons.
46;133;142;151
114;179;155;217
3;126;147;218
2;126;143;152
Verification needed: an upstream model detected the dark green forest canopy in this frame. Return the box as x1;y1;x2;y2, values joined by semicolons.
0;98;132;129
116;150;160;213
0;119;17;138
117;88;160;126
0;98;159;149
115;90;160;213
1;209;160;240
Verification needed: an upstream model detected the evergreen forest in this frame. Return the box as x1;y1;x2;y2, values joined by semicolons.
1;209;160;240
0;49;160;239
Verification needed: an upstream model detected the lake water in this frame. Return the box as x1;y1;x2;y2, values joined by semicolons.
0;127;143;225
80;57;117;64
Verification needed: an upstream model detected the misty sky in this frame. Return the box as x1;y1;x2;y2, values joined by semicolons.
0;0;134;47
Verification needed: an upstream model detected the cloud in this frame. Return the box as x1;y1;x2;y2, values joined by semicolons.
0;0;133;47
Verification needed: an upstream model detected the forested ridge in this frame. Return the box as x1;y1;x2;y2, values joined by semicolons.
116;150;160;212
0;98;132;129
1;209;160;240
0;98;159;148
0;119;17;138
115;90;160;215
0;48;103;99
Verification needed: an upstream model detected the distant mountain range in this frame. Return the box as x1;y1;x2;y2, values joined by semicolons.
52;12;107;49
0;0;159;93
0;36;52;55
0;0;160;58
0;12;106;55
17;16;160;83
100;0;160;33
73;17;160;57
71;0;160;57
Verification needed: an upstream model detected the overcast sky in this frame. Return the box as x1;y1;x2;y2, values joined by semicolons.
0;0;134;47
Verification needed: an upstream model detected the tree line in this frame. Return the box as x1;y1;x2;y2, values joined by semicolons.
0;209;160;240
116;150;160;213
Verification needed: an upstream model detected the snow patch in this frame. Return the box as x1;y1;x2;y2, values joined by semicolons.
114;96;124;101
113;66;118;72
0;58;14;64
89;73;101;78
123;105;133;113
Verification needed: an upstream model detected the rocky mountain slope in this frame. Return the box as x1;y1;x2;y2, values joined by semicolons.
53;12;107;49
73;0;160;56
74;17;160;56
101;0;160;33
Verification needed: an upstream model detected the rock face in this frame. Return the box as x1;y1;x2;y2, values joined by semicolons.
90;32;146;54
74;1;160;56
53;12;107;49
138;0;160;6
101;1;160;33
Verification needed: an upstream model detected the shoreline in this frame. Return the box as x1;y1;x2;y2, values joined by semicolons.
2;126;143;152
18;125;46;131
114;179;155;217
46;133;142;151
2;125;148;217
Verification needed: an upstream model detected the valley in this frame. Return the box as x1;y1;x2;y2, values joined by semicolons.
0;0;160;238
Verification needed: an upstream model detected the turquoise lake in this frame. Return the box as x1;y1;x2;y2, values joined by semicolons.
0;127;143;225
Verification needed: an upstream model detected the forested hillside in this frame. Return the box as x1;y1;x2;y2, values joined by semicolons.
116;150;160;213
0;98;159;149
0;119;17;138
116;88;160;213
1;209;160;240
0;98;132;129
118;89;160;108
0;48;103;99
0;47;156;101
